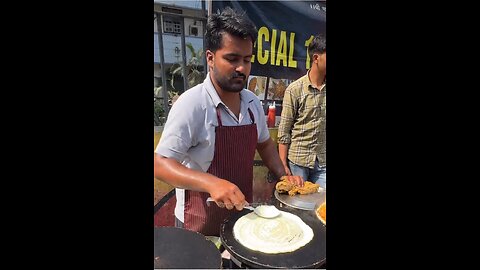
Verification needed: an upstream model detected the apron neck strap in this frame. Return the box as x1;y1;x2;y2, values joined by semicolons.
216;107;223;126
215;107;255;126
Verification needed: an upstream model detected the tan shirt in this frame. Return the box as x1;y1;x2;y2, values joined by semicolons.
277;72;326;168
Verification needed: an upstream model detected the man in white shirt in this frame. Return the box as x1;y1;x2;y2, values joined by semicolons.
154;7;303;236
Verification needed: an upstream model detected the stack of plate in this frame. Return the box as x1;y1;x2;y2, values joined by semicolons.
274;187;326;210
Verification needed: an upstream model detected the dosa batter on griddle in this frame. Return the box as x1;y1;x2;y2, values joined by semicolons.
233;210;314;254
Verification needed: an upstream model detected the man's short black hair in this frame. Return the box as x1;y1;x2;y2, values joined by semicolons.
205;7;258;52
308;34;326;60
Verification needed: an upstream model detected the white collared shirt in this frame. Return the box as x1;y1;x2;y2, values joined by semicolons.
155;73;270;221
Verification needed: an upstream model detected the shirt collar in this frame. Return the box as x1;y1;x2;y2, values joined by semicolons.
303;70;326;93
203;73;254;107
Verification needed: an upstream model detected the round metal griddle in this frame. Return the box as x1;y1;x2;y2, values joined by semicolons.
154;227;222;269
220;205;326;269
274;189;326;210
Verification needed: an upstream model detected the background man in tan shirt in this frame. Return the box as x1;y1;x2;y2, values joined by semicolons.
277;34;326;188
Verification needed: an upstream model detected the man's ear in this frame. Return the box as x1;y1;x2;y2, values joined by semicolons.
312;53;319;63
206;50;214;65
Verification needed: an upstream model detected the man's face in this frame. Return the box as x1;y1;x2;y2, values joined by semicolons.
206;33;253;93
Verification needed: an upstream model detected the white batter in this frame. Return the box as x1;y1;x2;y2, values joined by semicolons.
233;210;314;254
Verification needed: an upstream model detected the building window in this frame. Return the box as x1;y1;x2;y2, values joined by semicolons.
164;18;181;34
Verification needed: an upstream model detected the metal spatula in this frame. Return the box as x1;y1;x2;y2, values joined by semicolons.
206;197;280;218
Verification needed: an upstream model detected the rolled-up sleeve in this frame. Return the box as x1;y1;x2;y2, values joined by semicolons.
155;99;197;163
277;85;297;144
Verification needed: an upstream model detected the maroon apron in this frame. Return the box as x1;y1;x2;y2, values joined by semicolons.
184;107;258;236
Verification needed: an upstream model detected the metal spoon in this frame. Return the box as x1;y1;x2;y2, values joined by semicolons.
206;197;280;218
249;204;281;219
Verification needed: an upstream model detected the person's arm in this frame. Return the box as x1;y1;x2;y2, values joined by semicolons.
154;92;247;211
277;85;297;176
154;153;247;210
278;143;291;176
256;138;303;187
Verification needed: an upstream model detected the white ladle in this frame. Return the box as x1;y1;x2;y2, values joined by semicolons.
248;204;281;219
206;197;280;218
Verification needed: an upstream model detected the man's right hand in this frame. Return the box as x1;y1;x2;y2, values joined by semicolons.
208;179;246;211
154;155;248;209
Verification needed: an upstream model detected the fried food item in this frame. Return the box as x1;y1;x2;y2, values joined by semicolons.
316;202;326;224
248;77;257;92
275;176;320;196
288;181;320;195
273;79;287;99
269;79;287;99
275;178;295;194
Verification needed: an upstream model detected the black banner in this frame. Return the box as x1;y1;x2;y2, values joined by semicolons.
211;0;326;81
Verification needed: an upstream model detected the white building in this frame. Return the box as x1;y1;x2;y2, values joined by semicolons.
154;1;207;93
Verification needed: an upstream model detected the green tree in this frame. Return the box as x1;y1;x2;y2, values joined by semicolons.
154;86;165;126
169;43;205;93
